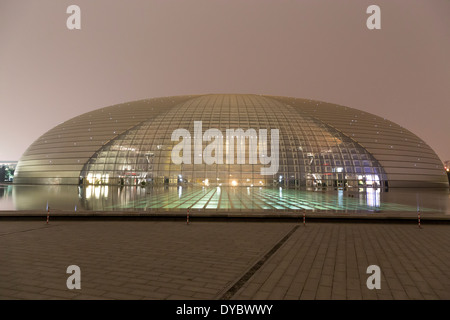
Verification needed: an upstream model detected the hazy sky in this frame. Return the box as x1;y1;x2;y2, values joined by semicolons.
1;0;449;162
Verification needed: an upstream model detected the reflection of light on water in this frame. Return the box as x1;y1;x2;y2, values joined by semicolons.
86;186;92;199
85;185;109;199
94;186;101;199
416;193;421;212
366;187;380;208
3;184;449;213
0;185;15;210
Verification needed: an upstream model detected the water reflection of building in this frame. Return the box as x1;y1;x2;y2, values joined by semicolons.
0;184;12;199
365;187;381;209
2;184;448;213
13;95;449;189
78;184;150;211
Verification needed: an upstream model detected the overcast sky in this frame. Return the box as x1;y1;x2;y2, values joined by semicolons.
1;0;449;162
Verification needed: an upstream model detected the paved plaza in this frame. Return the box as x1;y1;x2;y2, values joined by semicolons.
0;219;449;300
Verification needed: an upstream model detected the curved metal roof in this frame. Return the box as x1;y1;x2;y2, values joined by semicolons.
14;94;448;187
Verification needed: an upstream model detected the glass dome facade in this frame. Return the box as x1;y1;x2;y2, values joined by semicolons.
14;94;449;188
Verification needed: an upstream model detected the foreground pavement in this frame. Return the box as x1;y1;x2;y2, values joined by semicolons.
0;220;449;300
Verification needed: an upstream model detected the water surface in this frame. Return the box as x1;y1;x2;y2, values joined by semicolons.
1;184;448;215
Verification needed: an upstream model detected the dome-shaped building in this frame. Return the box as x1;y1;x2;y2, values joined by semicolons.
14;94;449;188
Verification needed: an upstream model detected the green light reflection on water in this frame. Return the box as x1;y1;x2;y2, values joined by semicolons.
1;184;447;213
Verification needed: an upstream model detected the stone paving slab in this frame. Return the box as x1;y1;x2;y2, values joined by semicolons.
233;223;450;300
0;220;449;300
0;221;291;300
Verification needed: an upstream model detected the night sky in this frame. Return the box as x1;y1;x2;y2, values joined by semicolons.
1;0;449;162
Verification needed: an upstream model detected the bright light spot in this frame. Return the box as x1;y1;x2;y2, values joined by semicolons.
366;187;380;208
231;180;238;186
94;186;101;199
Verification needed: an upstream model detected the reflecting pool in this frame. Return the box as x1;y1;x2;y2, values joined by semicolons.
0;184;449;215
